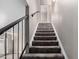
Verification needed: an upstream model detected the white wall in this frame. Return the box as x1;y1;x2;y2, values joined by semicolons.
0;0;40;41
0;0;40;50
0;0;26;28
51;0;78;59
0;0;77;59
26;0;78;59
0;0;27;56
26;0;40;40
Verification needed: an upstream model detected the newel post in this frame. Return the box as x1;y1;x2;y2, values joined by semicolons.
25;4;29;53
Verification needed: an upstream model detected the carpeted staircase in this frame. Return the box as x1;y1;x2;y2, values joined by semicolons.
22;23;65;59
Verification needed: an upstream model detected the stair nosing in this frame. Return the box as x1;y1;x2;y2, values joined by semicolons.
32;40;58;42
29;46;60;48
23;53;64;57
34;36;56;37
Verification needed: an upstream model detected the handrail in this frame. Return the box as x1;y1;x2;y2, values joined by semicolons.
0;11;39;35
19;42;28;59
31;11;40;17
0;16;27;35
19;11;40;59
0;0;40;58
0;9;40;59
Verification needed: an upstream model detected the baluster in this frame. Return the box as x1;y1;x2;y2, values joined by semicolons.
17;23;19;59
22;20;23;51
12;27;14;59
4;32;7;59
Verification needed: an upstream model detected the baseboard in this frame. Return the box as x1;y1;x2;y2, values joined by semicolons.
51;23;69;59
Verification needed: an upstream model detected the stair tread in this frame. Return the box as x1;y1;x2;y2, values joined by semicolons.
23;53;64;57
36;31;54;33
22;54;64;59
35;32;55;34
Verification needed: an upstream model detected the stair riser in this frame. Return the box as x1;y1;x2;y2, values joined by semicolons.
38;23;51;24
38;23;53;28
37;28;54;31
34;36;57;40
38;27;53;28
38;25;52;27
37;29;54;31
35;33;55;36
29;48;61;53
38;25;52;26
22;57;64;59
37;28;53;29
32;41;58;46
36;30;54;32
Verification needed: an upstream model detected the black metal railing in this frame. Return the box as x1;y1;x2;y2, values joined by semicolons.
0;4;39;59
0;16;27;59
0;16;26;35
